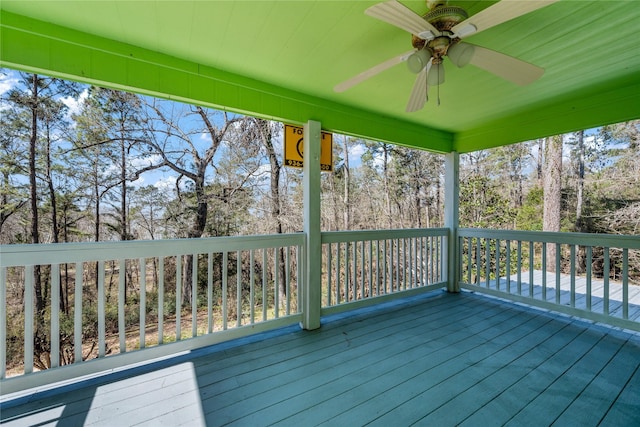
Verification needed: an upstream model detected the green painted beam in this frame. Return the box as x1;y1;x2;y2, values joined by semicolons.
0;11;454;153
454;74;640;152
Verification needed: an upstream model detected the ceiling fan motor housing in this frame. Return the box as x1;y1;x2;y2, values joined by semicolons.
412;4;468;49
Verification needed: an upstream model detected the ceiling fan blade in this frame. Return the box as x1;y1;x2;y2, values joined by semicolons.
406;63;430;113
452;0;559;38
334;50;414;93
468;45;544;86
366;0;439;39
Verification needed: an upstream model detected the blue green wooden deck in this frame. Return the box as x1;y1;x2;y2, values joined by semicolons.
1;291;639;426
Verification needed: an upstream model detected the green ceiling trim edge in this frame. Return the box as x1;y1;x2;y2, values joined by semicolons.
454;74;640;152
0;11;453;153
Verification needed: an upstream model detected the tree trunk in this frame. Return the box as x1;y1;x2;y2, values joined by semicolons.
45;118;65;313
383;144;392;229
182;178;207;307
575;130;585;229
257;119;287;305
537;138;544;184
343;137;350;230
120;127;128;241
28;74;50;368
543;135;563;272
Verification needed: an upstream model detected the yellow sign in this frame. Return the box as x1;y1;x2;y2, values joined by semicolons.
284;124;333;171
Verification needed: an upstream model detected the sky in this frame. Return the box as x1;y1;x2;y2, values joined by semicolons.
0;68;369;195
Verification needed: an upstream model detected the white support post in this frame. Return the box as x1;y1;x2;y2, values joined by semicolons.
444;151;460;293
302;120;322;330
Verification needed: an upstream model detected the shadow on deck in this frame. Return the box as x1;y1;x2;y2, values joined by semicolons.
1;291;639;426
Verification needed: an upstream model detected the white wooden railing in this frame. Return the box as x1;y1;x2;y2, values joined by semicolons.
457;229;640;332
0;234;304;394
5;227;637;395
321;228;448;315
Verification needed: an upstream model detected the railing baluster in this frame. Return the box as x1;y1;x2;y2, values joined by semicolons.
383;240;388;294
376;240;380;295
345;242;350;302
415;238;420;287
555;243;561;304
51;264;60;368
485;238;491;288
476;238;482;286
192;253;197;337
529;241;534;298
249;250;255;323
466;237;472;284
176;256;182;340
622;248;629;320
421;237;426;285
0;267;6;378
393;239;396;291
402;238;406;289
586;247;592;311
431;236;440;283
604;247;610;315
368;240;373;297
98;260;105;358
274;248;279;318
222;251;228;329
297;245;302;311
140;258;146;348
239;250;243;325
262;249;267;321
327;243;332;306
208;253;214;332
118;259;126;353
286;247;291;316
542;243;547;301
517;241;522;295
158;257;164;344
361;240;366;296
506;240;511;293
74;262;82;363
336;242;341;303
411;237;415;289
570;245;576;308
495;239;500;291
352;240;357;300
25;265;34;374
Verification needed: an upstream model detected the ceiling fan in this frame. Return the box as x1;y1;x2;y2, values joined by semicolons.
334;0;559;112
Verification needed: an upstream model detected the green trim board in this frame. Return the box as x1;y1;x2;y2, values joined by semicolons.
2;1;640;153
0;11;453;153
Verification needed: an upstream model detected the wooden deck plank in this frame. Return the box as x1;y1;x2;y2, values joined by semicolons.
496;270;640;320
599;357;640;426
361;313;559;426
309;306;545;426
552;337;640;426
203;295;499;425
457;324;609;427
410;318;579;425
233;298;522;426
1;291;638;427
504;331;625;425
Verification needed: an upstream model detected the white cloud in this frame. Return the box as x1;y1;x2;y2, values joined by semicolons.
349;143;365;159
0;73;19;96
0;71;19;111
130;154;163;169
60;88;88;118
154;175;178;191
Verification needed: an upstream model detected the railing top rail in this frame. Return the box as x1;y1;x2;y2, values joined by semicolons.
321;228;449;244
0;233;305;267
458;228;640;249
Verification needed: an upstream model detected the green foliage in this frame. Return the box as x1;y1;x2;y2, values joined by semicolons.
516;185;543;230
460;175;516;229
